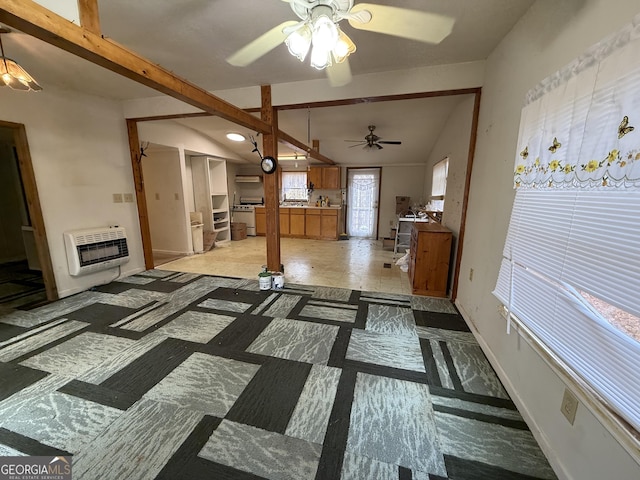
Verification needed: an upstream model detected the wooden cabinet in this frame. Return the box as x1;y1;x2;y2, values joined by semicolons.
191;156;231;242
255;207;266;236
308;166;340;189
408;223;452;297
305;209;321;237
320;209;338;239
290;209;306;236
279;207;291;235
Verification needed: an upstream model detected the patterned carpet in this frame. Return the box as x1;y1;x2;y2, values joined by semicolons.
0;260;47;310
0;270;557;480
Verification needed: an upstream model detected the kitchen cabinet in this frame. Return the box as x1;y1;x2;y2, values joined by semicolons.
305;209;321;237
408;223;452;297
308;166;340;189
290;209;306;236
255;207;266;236
279;207;291;235
191;156;230;242
320;209;338;239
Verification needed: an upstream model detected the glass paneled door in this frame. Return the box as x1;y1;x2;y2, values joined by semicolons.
347;168;381;238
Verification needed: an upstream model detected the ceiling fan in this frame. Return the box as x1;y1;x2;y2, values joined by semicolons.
345;125;401;150
226;0;455;87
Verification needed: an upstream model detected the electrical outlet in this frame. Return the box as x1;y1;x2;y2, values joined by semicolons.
561;388;578;425
113;193;123;203
123;193;134;203
469;268;474;281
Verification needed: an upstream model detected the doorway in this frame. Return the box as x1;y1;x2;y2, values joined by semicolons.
0;122;56;306
346;167;381;239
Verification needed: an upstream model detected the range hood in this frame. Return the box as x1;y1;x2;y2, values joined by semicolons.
235;175;262;183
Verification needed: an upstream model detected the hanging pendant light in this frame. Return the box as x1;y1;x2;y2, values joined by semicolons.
0;28;42;92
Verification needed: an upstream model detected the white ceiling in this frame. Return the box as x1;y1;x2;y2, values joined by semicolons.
0;0;535;166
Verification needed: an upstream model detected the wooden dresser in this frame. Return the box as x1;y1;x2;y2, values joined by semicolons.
408;222;452;297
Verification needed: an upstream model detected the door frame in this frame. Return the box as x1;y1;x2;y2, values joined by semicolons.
0;120;58;300
345;166;382;240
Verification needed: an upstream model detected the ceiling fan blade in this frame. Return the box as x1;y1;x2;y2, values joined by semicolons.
349;142;366;148
226;21;299;67
349;3;455;44
378;141;402;145
326;58;352;87
375;144;384;150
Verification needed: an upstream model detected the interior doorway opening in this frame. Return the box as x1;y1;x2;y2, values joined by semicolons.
0;122;56;307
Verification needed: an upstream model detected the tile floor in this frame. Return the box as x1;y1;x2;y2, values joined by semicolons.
159;237;413;295
0;270;558;479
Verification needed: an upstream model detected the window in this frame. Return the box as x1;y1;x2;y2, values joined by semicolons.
494;19;640;436
281;171;308;201
431;157;448;212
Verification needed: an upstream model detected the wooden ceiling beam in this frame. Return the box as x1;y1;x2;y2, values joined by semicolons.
77;0;101;35
0;0;270;135
278;130;335;165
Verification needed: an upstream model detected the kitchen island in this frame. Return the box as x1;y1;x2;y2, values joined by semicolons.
255;205;341;240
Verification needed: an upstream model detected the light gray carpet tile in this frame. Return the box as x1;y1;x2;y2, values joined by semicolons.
361;291;411;303
341;451;399;480
0;320;88;362
99;289;167;309
311;286;352;302
262;294;302;318
203;276;251;289
431;395;524;422
430;340;455;389
153;311;235;343
140;269;176;278
72;399;202;480
366;304;417;337
346;330;426;373
435;412;557;480
198;298;253;313
0;375;74;426
199;420;322;480
0;318;67;348
247;318;339;365
285;364;341;444
2;392;123;454
346;373;446;476
307;300;358;310
0;444;24;456
19;332;135;377
0;291;109;327
166;272;201;283
411;297;457;314
299;304;357;323
110;301;165;328
447;342;509;399
78;334;167;385
416;325;477;344
251;292;278;315
113;278;220;331
144;352;259;416
118;275;156;285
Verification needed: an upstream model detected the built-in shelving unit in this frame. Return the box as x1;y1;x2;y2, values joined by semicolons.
191;156;230;243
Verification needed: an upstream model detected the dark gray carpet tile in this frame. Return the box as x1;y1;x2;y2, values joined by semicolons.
413;310;470;332
99;337;193;399
64;303;137;327
0;362;48;401
225;357;312;434
207;315;272;351
0;428;72;457
92;282;135;295
57;379;140;411
0;322;27;342
439;341;465;391
206;287;271;305
429;385;518;410
420;338;444;387
314;368;357;480
327;326;352;369
133;279;186;293
433;405;529;430
444;455;556;480
341;359;430;385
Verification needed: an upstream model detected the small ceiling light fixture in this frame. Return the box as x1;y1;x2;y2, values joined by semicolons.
284;3;356;71
226;132;246;142
0;27;42;92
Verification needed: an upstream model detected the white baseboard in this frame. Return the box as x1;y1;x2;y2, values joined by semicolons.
152;249;190;256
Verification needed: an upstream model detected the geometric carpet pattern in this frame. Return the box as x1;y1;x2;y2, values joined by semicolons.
0;270;557;480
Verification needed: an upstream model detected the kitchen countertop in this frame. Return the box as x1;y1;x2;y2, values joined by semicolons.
255;205;342;210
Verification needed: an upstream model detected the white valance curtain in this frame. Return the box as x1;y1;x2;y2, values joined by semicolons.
495;16;640;433
281;171;308;201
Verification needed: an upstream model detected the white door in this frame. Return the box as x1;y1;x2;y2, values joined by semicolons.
347;168;381;239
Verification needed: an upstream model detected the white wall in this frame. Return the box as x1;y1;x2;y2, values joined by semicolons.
0;86;145;298
456;1;640;479
377;165;427;238
142;149;190;255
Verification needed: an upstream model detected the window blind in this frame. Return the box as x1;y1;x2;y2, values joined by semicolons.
431;157;449;197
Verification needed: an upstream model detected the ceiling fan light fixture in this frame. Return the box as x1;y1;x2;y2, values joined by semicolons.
0;29;42;92
284;23;312;62
310;45;332;70
332;27;356;63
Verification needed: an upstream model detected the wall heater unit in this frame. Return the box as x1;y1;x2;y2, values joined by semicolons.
64;227;129;276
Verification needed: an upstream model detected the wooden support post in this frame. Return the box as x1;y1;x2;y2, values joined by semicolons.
261;85;282;272
77;0;101;35
312;139;320;153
